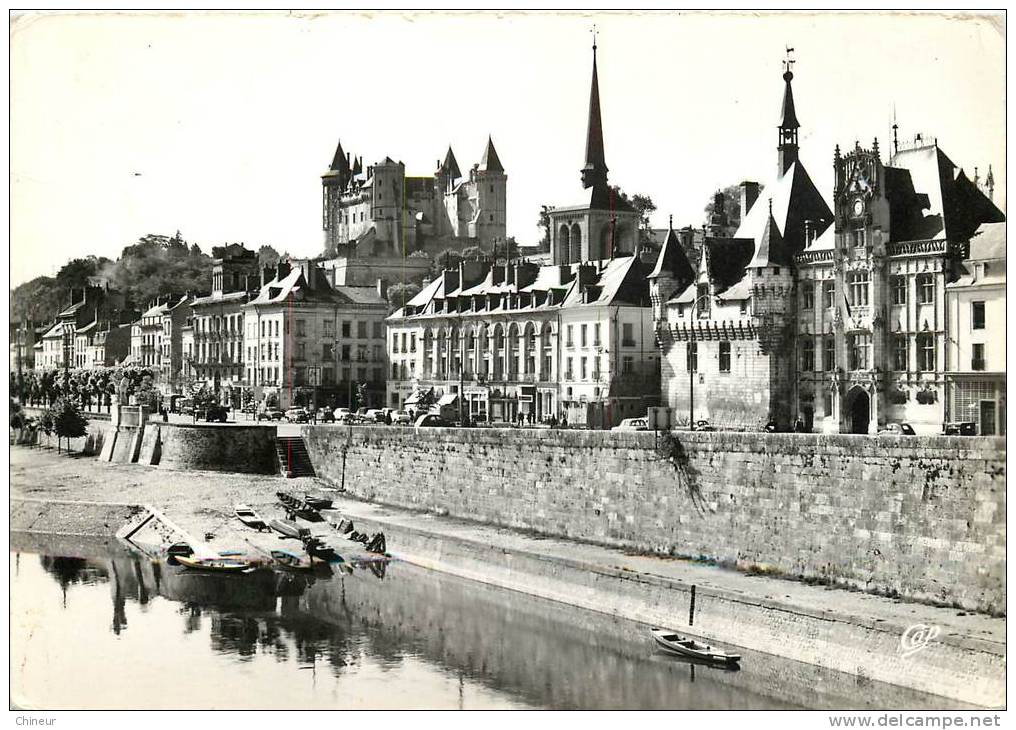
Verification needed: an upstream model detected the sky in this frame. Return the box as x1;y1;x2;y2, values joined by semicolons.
9;10;1006;288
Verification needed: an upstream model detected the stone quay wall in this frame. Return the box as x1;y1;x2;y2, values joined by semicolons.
154;424;279;474
302;426;1006;614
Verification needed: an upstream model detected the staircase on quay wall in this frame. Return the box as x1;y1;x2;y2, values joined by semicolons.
276;436;316;478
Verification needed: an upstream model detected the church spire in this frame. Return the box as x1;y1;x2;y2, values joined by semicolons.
581;29;608;190
777;48;800;176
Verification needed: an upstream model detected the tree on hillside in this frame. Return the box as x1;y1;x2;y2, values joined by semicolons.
10;276;64;323
386;282;422;312
111;233;212;307
704;185;743;232
56;256;113;290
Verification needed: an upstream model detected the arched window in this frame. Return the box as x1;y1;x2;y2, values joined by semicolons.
557;225;570;265
570;224;583;263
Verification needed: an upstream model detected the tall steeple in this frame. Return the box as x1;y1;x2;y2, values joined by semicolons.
580;29;608;190
777;48;800;177
986;164;995;201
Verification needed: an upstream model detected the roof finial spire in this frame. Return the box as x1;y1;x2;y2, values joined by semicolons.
669;214;673;230
591;23;597;53
783;46;795;79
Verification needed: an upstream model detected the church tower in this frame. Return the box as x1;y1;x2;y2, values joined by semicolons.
777;54;800;177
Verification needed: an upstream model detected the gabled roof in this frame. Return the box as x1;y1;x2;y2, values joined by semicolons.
561;256;649;307
734;160;832;258
478;136;504;174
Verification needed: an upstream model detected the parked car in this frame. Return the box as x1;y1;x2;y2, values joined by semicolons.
333;407;351;420
284;408;309;423
202;405;229;423
390;410;412;425
364;408;386;423
611;417;648;432
943;421;977;436
316;408;335;423
693;419;715;432
257;408;284;422
415;414;450;428
879;422;916;436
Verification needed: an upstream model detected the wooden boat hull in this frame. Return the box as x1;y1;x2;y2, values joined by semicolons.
174;555;253;573
650;629;740;665
269;519;310;540
234;504;268;531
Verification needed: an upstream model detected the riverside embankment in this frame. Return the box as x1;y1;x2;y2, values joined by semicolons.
9;445;1005;707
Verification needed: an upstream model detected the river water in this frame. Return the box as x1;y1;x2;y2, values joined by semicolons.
10;534;952;710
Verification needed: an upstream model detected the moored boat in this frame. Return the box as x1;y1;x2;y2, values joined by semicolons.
304;495;333;511
305;537;344;563
234;504;269;531
650;629;741;665
174;555;255;573
271;549;312;570
269;519;310;541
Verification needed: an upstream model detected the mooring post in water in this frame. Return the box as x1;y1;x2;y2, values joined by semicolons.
689;584;697;626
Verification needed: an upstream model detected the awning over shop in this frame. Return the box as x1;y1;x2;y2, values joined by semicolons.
404;387;433;406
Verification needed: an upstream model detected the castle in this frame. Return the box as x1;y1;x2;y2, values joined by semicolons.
319;138;507;286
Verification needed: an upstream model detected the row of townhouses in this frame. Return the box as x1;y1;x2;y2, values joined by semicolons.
12;42;1005;434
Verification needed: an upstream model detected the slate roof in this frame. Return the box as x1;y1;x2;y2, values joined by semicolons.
734;161;833;257
649;226;695;286
478;136;504;174
968;222;1005;262
704;238;755;296
887;143;1005;243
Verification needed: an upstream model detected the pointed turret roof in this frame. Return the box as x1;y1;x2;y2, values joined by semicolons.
352;156;362;175
778;69;800;130
330;140;350;173
479;136;504;173
581;42;608;189
440;146;461;179
748;200;792;267
649;217;695;284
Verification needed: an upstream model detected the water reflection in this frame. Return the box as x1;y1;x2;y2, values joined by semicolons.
10;535;960;710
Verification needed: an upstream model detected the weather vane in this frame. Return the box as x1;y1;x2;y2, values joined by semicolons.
591;23;597;51
784;46;796;73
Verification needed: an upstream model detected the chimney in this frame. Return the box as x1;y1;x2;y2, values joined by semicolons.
740;181;760;220
376;278;388;300
491;265;505;286
515;261;539;290
557;264;574;287
577;263;597;288
442;268;460;293
459;259;486;289
261;264;274;287
276;261;291;281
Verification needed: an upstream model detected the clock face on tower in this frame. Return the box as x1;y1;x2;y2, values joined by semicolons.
852;198;865;217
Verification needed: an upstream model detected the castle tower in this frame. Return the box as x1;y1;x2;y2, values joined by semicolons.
648;215;695;322
321;139;351;250
777;55;800;177
372;157;406;252
471;135;507;245
580;38;608;190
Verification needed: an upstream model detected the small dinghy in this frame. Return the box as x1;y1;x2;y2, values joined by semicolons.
234;504;269;531
165;542;193;566
305;537;344;563
271;549;313;570
174;555;255;573
269;519;310;541
650;629;741;665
